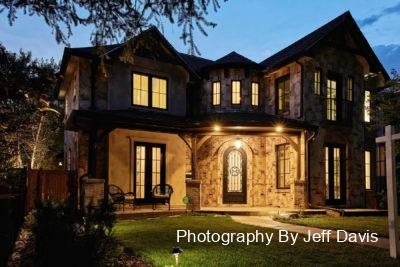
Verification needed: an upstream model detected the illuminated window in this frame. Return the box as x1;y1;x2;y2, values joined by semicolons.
277;75;290;114
325;146;342;200
231;80;241;104
251;82;259;106
135;145;146;199
277;144;290;189
326;79;337;121
132;73;167;109
152;77;167;109
212;82;221;106
314;69;321;95
133;73;149;106
364;90;371;122
365;151;371;190
152;147;161;186
347;77;353;101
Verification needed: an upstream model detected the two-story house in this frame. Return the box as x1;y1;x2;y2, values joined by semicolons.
57;11;388;210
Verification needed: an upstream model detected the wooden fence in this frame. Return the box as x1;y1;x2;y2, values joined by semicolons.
26;169;78;213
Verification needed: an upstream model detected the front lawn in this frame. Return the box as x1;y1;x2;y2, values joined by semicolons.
277;215;391;238
113;214;397;266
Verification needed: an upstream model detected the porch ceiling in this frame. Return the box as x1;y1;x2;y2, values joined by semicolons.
65;109;317;133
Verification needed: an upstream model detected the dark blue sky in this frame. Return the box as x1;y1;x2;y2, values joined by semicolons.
1;0;400;71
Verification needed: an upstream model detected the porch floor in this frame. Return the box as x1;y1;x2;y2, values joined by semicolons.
200;207;326;216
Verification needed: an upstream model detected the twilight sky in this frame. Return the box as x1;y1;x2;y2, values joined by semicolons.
1;0;400;72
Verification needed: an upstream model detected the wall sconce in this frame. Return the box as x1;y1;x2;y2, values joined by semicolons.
234;139;242;149
214;124;221;131
275;125;283;133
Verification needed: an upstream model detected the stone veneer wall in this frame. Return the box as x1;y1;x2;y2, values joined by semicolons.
197;135;303;208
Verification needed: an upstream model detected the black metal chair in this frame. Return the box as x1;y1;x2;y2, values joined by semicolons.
152;184;173;210
108;184;135;211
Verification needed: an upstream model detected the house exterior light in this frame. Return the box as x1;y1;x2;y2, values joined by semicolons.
234;139;242;149
214;125;221;131
275;125;283;132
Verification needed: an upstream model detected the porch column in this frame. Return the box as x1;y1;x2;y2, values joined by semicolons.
294;130;307;208
191;135;198;180
186;134;201;210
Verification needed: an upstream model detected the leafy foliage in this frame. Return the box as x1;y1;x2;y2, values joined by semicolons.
0;43;63;171
0;0;225;55
34;200;117;267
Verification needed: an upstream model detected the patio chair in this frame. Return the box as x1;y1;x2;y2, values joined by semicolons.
152;184;173;210
108;184;135;211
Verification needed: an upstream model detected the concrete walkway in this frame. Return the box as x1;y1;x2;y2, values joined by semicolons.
232;216;389;249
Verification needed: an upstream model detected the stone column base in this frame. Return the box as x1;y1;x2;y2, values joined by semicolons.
294;180;308;208
186;179;201;211
82;178;104;207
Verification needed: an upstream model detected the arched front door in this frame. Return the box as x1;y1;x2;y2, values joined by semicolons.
223;147;247;204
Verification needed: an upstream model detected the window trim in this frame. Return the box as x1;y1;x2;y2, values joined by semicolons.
212;81;221;106
231;80;241;105
276;143;291;189
275;74;290;115
251;81;260;107
131;71;168;110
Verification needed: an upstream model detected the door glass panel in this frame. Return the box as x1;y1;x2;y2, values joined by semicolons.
333;148;341;199
227;150;242;192
325;147;329;199
152;147;161;187
135;146;146;199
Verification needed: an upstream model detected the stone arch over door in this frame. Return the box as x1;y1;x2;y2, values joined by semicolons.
215;138;254;206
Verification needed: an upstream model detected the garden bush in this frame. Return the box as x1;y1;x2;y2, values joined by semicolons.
33;200;117;267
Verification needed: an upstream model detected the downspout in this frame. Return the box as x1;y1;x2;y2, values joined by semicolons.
295;59;304;119
306;130;316;206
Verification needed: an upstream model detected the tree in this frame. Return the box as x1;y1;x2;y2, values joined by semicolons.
0;0;225;55
0;43;62;171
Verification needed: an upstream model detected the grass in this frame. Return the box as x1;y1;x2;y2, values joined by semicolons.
276;215;391;238
113;214;399;266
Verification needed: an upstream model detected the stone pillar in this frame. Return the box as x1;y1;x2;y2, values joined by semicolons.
82;178;104;207
186;180;201;211
294;180;307;208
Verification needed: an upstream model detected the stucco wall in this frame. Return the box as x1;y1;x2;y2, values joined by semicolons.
108;129;188;207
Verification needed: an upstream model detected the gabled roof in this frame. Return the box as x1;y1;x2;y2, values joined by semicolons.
57;27;200;87
260;11;389;80
209;51;260;68
179;53;214;72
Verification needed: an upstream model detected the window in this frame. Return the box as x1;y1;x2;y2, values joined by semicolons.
231;80;241;104
277;144;290;189
133;73;149;106
132;73;167;109
314;69;321;95
365;151;371;190
326;79;337;121
277;75;290;113
364;90;371;122
135;145;146;199
152;77;167;109
347;77;353;101
251;82;259;106
212;82;221;106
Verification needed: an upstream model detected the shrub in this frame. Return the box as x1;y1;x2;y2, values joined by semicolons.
33;200;117;267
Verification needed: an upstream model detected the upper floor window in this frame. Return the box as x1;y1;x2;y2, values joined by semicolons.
277;144;290;189
277;75;290;114
365;150;371;190
152;77;167;109
231;80;241;104
364;90;370;122
326;79;337;121
251;82;259;106
212;81;221;106
132;73;167;109
347;77;353;101
133;73;149;106
314;69;321;95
